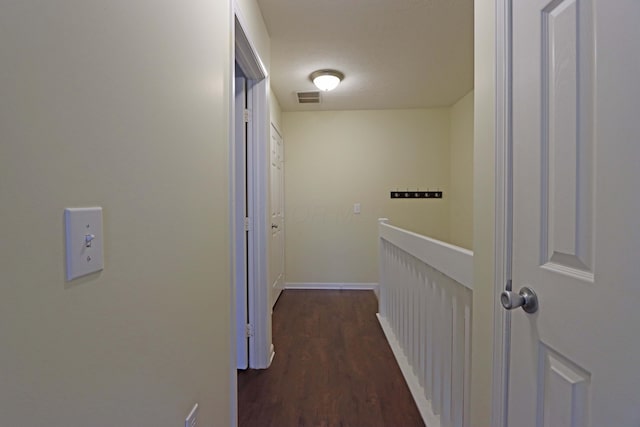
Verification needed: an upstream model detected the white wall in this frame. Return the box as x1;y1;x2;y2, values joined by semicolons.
283;109;451;284
270;92;283;132
449;90;475;250
0;1;232;426
235;0;271;71
471;0;496;424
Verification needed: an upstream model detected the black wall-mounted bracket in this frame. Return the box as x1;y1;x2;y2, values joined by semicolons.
390;191;443;199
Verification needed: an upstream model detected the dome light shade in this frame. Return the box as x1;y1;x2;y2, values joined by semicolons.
310;70;344;92
313;74;340;91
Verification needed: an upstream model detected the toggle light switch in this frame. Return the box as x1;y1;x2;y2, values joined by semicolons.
65;207;104;281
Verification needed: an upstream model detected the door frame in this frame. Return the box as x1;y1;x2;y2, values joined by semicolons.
234;69;249;370
229;5;274;423
492;1;512;426
232;2;273;370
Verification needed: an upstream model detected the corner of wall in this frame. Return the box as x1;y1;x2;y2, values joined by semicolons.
269;88;283;131
470;0;497;425
449;90;475;250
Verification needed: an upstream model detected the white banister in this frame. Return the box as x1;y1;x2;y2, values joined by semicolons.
377;219;473;427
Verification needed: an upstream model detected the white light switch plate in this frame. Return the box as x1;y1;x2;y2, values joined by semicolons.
353;203;361;214
185;403;199;427
64;207;103;281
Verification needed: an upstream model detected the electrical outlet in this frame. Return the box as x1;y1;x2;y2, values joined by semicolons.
185;403;199;427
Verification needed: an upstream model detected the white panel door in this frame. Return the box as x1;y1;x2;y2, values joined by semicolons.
270;124;284;307
508;1;640;426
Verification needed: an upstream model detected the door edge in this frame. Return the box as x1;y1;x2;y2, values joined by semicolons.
491;0;512;426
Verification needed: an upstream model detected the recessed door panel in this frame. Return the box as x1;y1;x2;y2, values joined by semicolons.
538;344;590;427
540;0;594;278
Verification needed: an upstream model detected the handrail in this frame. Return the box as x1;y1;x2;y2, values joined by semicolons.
378;218;473;289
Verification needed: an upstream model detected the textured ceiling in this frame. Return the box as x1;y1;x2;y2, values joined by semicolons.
257;0;474;112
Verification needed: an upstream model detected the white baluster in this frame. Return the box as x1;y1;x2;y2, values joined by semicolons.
451;293;465;427
441;279;453;427
463;301;471;427
377;220;473;427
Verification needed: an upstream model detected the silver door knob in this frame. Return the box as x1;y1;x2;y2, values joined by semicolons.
501;287;538;313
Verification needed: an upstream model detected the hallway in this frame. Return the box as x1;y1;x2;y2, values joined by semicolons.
238;290;424;427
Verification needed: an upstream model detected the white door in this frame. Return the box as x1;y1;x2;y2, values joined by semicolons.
234;72;249;369
270;124;285;307
506;1;640;426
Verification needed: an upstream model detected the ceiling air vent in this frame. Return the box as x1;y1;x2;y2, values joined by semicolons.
297;91;321;104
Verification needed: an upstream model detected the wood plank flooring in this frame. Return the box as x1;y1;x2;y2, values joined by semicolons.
238;290;425;427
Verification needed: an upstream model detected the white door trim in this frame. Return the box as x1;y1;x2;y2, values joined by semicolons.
245;73;272;370
233;3;272;370
229;7;237;427
492;1;511;426
234;73;248;370
229;5;273;425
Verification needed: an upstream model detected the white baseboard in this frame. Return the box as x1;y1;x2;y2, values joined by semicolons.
377;313;441;427
268;344;275;367
285;282;379;291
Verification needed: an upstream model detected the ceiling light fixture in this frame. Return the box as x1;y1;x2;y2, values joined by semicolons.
310;69;344;92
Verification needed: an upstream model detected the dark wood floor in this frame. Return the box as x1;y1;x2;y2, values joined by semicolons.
238;290;425;427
